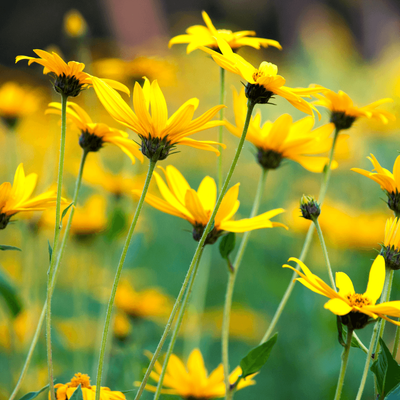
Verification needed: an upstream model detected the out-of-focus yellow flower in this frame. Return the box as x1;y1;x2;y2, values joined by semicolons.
200;37;325;114
91;76;225;161
142;348;256;397
53;373;125;400
0;164;59;229
16;49;129;97
46;102;143;163
115;280;172;320
64;9;88;38
313;89;395;130
225;87;337;172
56;318;98;349
113;312;131;340
169;11;282;54
133;165;287;244
284;255;400;329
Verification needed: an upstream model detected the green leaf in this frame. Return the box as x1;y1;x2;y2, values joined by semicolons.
0;268;22;317
47;240;52;263
120;389;137;394
68;385;83;400
59;202;74;229
219;232;236;260
18;384;49;400
339;323;363;351
0;244;21;251
240;333;278;378
371;338;400;398
386;382;400;399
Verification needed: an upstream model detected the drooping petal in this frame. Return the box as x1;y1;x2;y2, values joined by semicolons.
324;298;353;315
364;255;385;304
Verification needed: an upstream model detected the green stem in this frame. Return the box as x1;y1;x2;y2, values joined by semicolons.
10;149;88;400
46;93;68;400
313;219;335;288
261;128;340;343
334;328;353;400
392;323;400;358
218;67;225;191
153;248;205;400
95;160;157;400
134;100;256;400
222;168;268;396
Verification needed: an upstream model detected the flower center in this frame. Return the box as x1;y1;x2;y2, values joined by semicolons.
330;111;356;130
69;373;91;388
346;293;371;308
256;148;283;170
79;129;104;152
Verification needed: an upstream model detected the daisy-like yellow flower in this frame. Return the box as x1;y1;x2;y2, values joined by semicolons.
46;102;143;163
169;10;282;54
284;255;400;330
380;217;400;271
142;348;256;398
16;49;129;97
351;154;400;216
225;87;337;172
200;37;325;113
52;373;125;400
133;165;287;245
313;89;395;130
91;76;225;161
0;164;59;229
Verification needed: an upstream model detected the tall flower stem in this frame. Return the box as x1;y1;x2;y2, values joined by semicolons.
153;248;205;400
222;168;268;397
334;328;353;400
218;67;225;191
392;322;400;358
95;159;157;400
261;128;340;343
46;92;68;400
134;100;256;400
10;149;88;400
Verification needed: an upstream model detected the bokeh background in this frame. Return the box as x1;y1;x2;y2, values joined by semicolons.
1;1;400;399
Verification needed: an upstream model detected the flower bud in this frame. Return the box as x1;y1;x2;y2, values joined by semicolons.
300;195;320;221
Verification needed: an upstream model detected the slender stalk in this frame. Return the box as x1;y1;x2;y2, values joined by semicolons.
218;67;225;191
261;128;340;343
392;322;400;358
313;219;335;288
46;92;68;400
153;248;205;400
334;328;353;400
222;168;268;396
134;101;256;400
95;160;157;400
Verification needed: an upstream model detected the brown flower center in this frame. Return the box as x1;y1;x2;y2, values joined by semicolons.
69;373;91;388
346;293;371;308
252;70;264;82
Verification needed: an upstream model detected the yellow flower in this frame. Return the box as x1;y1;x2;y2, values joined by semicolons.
313;89;395;130
52;373;125;400
351;154;400;215
225;87;337;172
0;164;59;229
91;76;225;161
142;348;256;398
46;102;143;163
169;10;282;54
381;217;400;271
64;9;88;38
113;312;132;340
284;255;400;329
133;165;287;244
200;37;325;113
16;49;129;97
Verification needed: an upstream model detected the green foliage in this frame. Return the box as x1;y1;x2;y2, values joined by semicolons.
386;383;400;399
337;320;365;351
0;267;22;317
68;385;83;400
18;384;49;400
219;232;236;260
0;244;21;251
47;240;53;263
59;202;74;229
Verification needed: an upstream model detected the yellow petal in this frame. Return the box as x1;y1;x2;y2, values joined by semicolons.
197;176;217;212
335;272;355;297
364;255;385;304
324;298;353;315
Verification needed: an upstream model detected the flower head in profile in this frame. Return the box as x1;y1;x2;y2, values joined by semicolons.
91;77;225;162
0;164;59;229
313;89;395;130
351;154;400;216
133;165;287;245
46;102;143;163
52;372;125;400
16;49;129;97
200;38;325;113
380;217;400;271
142;348;256;398
169;11;282;54
225;88;337;171
284;255;400;330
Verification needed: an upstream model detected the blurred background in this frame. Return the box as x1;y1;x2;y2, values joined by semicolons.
1;1;400;399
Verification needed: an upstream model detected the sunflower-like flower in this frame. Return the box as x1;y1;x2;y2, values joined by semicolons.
200;37;325;113
133;165;287;245
380;217;400;271
46;102;143;163
142;348;256;398
284;255;400;330
0;164;60;229
16;49;129;97
313;89;395;130
91;77;225;162
351;154;400;216
225;88;336;171
169;11;282;54
52;373;125;400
